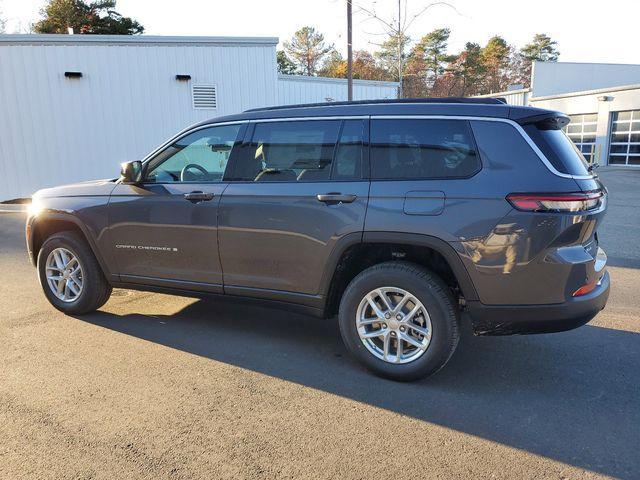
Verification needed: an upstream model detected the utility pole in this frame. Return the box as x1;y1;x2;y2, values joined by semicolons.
347;0;353;101
397;0;403;98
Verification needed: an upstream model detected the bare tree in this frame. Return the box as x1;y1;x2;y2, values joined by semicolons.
355;0;460;97
0;6;6;33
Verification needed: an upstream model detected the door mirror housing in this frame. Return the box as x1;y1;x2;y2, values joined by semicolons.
120;161;143;184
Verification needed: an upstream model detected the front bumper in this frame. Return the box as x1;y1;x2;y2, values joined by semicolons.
467;269;610;335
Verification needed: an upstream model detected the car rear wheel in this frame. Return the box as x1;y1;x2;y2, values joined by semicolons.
338;261;459;381
37;231;112;315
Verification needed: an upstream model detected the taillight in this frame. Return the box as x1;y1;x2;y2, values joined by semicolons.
506;191;604;213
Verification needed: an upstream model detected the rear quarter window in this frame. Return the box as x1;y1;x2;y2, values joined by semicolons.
522;124;591;176
370;119;481;179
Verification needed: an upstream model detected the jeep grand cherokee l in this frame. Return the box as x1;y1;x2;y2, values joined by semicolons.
26;98;609;381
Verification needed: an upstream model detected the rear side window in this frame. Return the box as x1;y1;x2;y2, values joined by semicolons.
370;119;480;179
334;120;364;180
523;124;591;176
233;120;340;182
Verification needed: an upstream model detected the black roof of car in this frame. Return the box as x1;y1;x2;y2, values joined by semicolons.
195;98;566;127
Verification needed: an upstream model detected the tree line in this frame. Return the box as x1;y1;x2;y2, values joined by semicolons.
0;0;145;35
10;0;560;98
278;26;560;97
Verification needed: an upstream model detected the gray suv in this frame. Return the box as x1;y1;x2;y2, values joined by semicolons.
26;99;610;381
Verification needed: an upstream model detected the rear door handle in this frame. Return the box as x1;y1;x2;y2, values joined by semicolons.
316;193;357;204
184;191;215;203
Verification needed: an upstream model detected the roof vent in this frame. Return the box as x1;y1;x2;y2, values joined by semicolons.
192;85;217;110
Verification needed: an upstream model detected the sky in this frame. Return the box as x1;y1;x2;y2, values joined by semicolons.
1;0;638;64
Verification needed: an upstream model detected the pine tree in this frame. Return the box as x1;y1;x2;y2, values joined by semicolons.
283;27;333;76
518;33;560;85
405;28;453;97
277;50;297;75
481;36;511;93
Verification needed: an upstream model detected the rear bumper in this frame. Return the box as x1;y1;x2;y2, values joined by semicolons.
467;269;610;335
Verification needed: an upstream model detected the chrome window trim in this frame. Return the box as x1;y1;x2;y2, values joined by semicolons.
114;121;249;186
139;121;249;167
132;114;594;182
369;115;594;180
249;116;368;123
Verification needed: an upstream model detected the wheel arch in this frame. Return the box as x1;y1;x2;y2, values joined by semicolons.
320;231;478;318
28;212;112;278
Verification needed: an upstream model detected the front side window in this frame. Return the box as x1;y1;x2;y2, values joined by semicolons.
144;124;242;183
233;120;342;182
370;119;480;179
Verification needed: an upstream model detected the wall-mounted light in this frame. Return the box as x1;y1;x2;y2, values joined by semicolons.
175;74;191;81
64;71;83;79
598;95;613;102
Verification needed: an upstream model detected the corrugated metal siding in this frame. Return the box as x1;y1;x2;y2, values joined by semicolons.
498;90;530;106
278;74;398;104
473;89;530;106
0;40;278;200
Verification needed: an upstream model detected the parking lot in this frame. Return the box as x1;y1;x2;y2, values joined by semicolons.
1;168;639;479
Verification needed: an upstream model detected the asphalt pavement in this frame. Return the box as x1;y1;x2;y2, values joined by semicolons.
1;168;639;479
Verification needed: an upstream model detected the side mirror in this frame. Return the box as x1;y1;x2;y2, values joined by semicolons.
120;161;142;184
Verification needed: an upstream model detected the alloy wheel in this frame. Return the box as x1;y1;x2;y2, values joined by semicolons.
45;247;84;302
355;287;432;364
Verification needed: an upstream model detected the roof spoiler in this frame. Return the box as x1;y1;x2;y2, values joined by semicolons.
513;111;570;130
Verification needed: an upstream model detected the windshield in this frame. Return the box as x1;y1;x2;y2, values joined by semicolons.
523;124;592;176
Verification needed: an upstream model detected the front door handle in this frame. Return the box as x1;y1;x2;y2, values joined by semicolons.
316;193;357;205
184;191;215;203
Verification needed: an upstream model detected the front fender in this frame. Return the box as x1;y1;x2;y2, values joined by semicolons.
26;207;115;281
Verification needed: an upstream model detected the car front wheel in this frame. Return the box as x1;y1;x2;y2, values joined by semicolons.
37;231;112;315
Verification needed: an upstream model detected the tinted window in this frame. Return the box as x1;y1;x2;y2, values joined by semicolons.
334;120;364;180
370;119;480;179
235;120;340;182
523;124;590;175
145;124;242;183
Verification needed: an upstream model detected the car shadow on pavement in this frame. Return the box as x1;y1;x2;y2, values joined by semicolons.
79;299;639;479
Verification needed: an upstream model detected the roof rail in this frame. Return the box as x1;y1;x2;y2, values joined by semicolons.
245;97;507;113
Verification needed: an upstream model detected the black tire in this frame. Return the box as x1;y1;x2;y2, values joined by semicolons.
338;261;459;381
37;231;112;315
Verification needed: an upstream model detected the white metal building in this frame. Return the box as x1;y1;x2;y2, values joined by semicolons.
531;84;640;166
0;34;398;201
531;61;640;97
474;85;531;106
277;74;397;104
476;61;640;167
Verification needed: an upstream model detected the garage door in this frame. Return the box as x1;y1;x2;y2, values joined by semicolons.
565;113;597;163
609;110;640;166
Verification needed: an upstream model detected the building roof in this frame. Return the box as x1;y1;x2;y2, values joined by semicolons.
278;74;399;88
474;88;531;98
0;34;279;46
